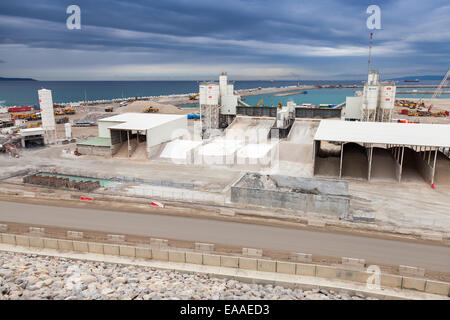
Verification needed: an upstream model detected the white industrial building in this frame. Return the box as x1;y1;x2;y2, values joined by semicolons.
344;71;396;122
313;120;450;186
79;113;187;158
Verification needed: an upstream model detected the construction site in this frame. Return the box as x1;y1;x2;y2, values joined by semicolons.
0;67;449;237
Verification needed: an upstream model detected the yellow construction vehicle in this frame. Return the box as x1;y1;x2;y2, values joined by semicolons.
62;108;75;115
105;106;114;112
143;106;159;113
408;111;419;117
30;113;41;121
256;99;264;107
189;94;199;100
54;110;64;116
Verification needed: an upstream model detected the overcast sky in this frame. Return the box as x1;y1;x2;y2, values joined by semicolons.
0;0;449;80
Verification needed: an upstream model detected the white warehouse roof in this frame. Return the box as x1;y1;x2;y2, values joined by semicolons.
99;113;185;131
314;120;450;148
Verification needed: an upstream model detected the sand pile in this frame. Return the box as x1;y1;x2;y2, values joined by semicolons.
118;101;187;114
78;112;117;123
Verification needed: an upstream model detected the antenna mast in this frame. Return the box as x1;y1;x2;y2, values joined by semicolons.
367;32;373;75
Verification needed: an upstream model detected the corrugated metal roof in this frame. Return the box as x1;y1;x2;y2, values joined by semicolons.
99;113;185;131
77;137;111;147
314;120;450;148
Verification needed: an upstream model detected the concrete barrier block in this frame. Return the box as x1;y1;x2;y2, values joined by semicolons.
43;238;58;249
381;274;403;288
402;277;426;292
195;242;215;252
315;265;337;279
1;233;16;245
342;257;365;266
29;237;44;248
296;263;316;277
239;257;257;270
57;239;74;251
399;265;425;277
135;247;152;259
29;227;45;235
290;253;312;263
169;250;186;263
73;241;89;252
152;249;169;261
220;256;239;268
67;231;83;239
425;280;450;296
257;259;276;272
203;254;221;266
103;244;120;256
242;248;263;258
150;238;168;248
107;234;125;242
0;224;7;232
277;261;296;274
15;235;30;247
119;245;136;257
335;268;362;282
88;242;104;254
186;252;203;265
356;271;371;284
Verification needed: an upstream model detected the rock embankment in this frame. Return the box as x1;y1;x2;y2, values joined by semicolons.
0;251;376;300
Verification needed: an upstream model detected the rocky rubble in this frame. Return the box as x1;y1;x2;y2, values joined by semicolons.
0;251;377;300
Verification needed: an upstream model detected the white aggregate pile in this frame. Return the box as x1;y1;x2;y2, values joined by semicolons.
0;251;375;300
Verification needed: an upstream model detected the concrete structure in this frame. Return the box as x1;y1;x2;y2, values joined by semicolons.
86;113;187;159
346;71;396;122
231;173;350;217
199;72;241;138
38;89;56;141
19;128;45;148
313;120;450;186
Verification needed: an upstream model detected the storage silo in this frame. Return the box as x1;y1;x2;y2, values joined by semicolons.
379;84;396;110
206;84;220;105
219;72;228;98
227;84;234;96
65;123;72;139
363;85;379;110
38;89;56;131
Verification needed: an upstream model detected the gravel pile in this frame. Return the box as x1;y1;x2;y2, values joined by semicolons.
0;251;376;300
78;112;116;124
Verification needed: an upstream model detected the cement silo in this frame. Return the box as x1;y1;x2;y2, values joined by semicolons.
377;83;396;122
219;72;228;99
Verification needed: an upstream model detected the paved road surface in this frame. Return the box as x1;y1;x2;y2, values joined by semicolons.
0;201;449;272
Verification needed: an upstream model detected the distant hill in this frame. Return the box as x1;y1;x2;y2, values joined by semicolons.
388;75;444;81
0;77;37;81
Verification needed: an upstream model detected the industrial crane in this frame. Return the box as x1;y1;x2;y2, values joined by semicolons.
432;69;450;99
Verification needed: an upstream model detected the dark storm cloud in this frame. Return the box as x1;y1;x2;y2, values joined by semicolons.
0;0;448;79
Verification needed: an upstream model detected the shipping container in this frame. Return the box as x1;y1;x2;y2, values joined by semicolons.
8;106;32;112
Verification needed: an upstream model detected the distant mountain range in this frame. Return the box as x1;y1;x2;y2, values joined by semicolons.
0;77;37;81
388;75;444;81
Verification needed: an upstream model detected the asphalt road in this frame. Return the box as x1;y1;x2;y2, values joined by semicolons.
0;201;449;272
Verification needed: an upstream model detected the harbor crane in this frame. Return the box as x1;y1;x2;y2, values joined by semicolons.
432;69;450;99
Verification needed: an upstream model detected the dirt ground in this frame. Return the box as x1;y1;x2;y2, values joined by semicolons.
394;98;450;124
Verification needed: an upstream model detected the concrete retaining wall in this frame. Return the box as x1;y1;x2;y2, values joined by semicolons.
231;173;350;216
0;233;448;297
